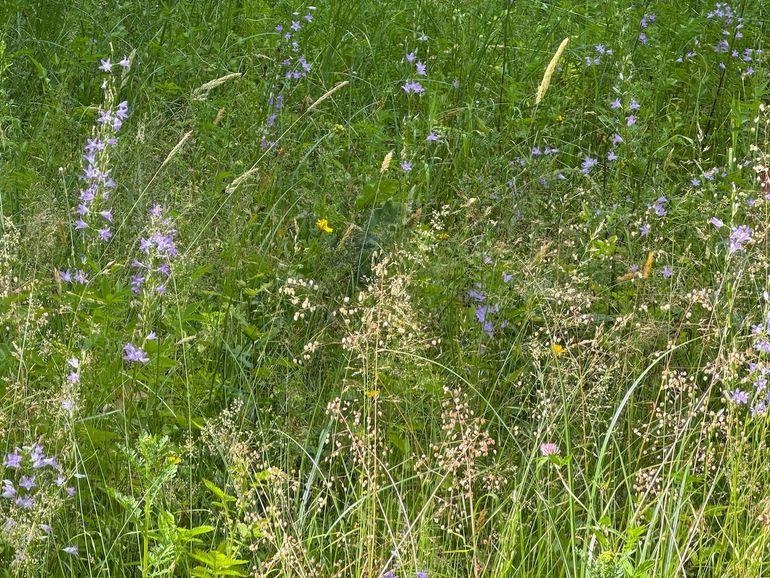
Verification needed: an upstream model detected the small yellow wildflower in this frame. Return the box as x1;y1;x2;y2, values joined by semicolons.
316;219;333;233
551;344;565;355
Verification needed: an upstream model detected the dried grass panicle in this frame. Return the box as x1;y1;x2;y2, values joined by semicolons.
306;81;349;113
535;37;569;105
192;72;242;101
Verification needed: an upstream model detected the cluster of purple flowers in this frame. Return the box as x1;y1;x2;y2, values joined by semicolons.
707;2;742;41
2;445;73;508
705;3;756;75
61;357;80;416
466;275;512;338
752;314;770;352
468;284;496;336
130;204;177;296
728;225;752;253
1;444;78;559
124;204;175;366
57;269;88;286
402;50;427;94
123;332;156;366
279;45;312;81
263;7;316;149
706;180;760;257
580;156;597;174
692;167;726;190
616;97;640;128
675;47;699;63
73;56;131;243
531;145;559;157
602;98;639;171
509;145;563;188
585;43;612;66
638;13;656;45
729;317;770;416
690;167;727;189
123;342;150;364
402;81;425;94
652;196;668;217
275;7;315;80
266;94;283;130
382;570;428;578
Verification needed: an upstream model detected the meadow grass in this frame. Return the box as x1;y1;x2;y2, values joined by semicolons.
1;1;770;576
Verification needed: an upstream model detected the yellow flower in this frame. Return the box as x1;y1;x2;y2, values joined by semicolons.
316;219;333;233
556;113;564;122
551;344;565;355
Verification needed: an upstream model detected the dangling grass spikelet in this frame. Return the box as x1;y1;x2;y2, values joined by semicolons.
192;72;242;101
306;80;349;113
535;37;569;105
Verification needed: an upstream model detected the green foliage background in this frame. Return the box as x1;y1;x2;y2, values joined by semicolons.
1;1;770;577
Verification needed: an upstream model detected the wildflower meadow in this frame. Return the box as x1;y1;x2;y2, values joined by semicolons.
2;1;770;576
